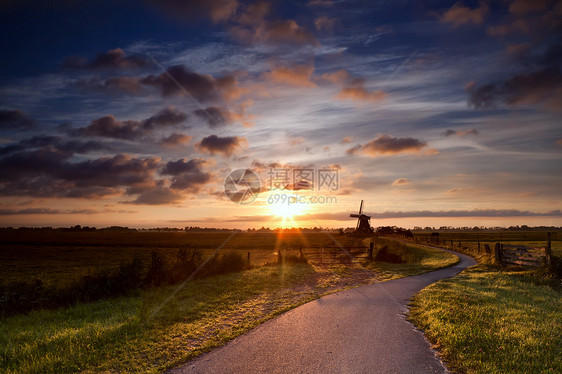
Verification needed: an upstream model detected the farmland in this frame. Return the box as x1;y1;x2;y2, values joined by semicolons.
0;229;460;373
1;228;560;373
0;230;364;286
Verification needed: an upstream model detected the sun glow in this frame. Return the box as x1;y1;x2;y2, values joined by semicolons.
267;197;309;226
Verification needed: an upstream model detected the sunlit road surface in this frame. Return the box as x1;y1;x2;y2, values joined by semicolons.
169;250;476;374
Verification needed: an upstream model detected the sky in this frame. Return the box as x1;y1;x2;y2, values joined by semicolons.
0;0;561;229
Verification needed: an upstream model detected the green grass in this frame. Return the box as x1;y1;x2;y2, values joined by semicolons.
362;237;459;281
0;234;459;374
409;265;562;374
1;264;322;374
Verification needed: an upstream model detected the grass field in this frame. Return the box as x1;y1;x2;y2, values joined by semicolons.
0;231;459;373
408;231;561;374
363;237;459;280
0;231;365;286
409;265;562;374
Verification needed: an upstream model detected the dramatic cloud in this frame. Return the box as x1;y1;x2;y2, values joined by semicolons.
160;133;192;148
0;109;35;130
0;147;161;198
143;106;188;129
264;65;316;87
63;48;150;70
161;158;212;191
74;115;146;140
161;158;205;176
467;67;562;110
128;181;185;205
440;1;489;27
140;65;240;102
442;129;479;137
72;107;188;140
347;135;429;156
194;106;232;128
196;134;247;156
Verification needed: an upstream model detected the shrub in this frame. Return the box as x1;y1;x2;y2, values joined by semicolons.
170;247;203;283
144;250;167;287
374;244;405;263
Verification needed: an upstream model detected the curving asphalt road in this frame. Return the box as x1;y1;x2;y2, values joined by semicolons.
168;249;476;374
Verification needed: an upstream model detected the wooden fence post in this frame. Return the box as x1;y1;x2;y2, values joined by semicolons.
478;242;481;252
494;243;502;264
369;242;374;261
546;232;552;265
247;252;251;265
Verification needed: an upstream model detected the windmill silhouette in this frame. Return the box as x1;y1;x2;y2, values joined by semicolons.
349;200;373;234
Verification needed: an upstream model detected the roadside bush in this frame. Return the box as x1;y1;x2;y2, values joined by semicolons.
1;248;253;317
170;247;203;283
202;251;247;276
0;257;144;317
145;250;167;287
374;244;405;263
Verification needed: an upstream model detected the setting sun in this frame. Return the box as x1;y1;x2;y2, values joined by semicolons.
267;194;309;225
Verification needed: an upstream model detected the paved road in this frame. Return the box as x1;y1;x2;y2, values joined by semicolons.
169;249;476;374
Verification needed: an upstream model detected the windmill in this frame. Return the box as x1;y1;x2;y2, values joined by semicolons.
350;200;373;234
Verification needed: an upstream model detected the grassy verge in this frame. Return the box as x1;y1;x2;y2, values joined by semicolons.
409;265;562;374
1;264;320;373
362;237;459;281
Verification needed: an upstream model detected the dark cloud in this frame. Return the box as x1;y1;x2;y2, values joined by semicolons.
467;67;562;110
194;106;232;128
347;135;428;156
0;148;161;198
74;115;145;140
128;184;185;205
162;158;205;176
196;134;247;156
0;109;35;130
60;154;160;188
72;107;188;140
63;48;150;70
144;106;188;129
0;136;107;156
140;65;239;102
147;0;239;23
161;158;212;191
